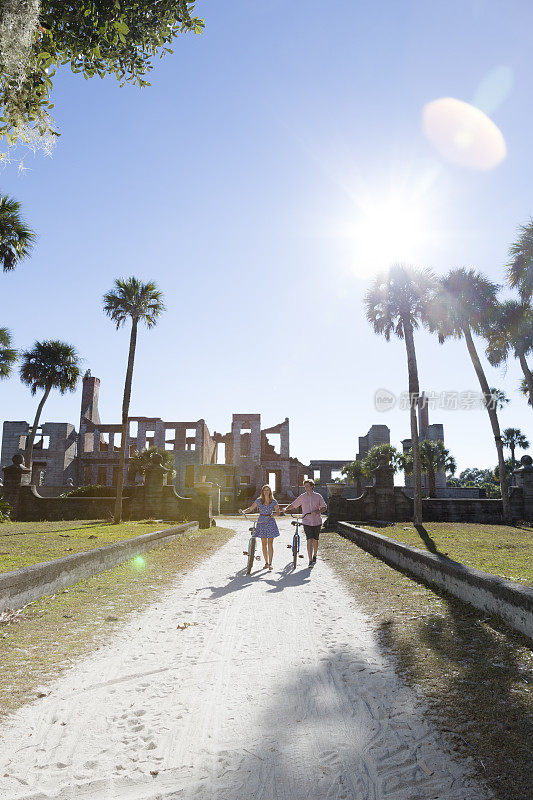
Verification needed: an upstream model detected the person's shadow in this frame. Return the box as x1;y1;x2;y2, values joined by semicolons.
199;565;268;599
264;562;312;593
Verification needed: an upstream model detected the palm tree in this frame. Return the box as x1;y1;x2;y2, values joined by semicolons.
0;194;36;271
485;300;533;408
19;340;81;469
127;446;175;483
427;268;511;522
502;428;530;468
0;327;17;379
403;440;456;497
508;218;533;301
487;386;510;412
104;277;165;523
361;443;404;476
341;459;365;495
519;376;532;406
365;264;435;525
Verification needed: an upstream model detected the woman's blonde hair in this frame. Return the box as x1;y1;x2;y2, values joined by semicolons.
260;484;273;504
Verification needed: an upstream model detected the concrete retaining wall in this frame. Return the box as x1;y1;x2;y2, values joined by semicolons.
337;522;533;640
0;522;198;614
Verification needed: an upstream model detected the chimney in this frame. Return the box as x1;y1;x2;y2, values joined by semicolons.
418;392;429;435
80;372;101;427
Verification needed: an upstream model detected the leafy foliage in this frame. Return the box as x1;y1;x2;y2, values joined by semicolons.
448;468;501;498
0;497;12;521
403;439;456;496
364;264;435;341
0;194;36;271
427;267;499;341
0;1;204;148
507;217;533;301
403;439;456;474
103;276;165;329
127;446;175;482
485;300;533;366
66;484;117;497
448;467;496;487
361;443;404;475
502;427;530;466
19;339;80;395
341;459;366;483
0;326;17;379
519;376;532;405
486;386;509;412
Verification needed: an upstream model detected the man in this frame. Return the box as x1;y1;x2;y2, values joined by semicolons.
281;478;326;566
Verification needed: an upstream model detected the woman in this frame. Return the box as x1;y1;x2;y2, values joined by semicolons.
241;485;280;570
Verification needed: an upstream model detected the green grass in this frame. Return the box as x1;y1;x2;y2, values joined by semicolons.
364;521;533;584
321;530;533;800
0;525;235;720
0;520;175;573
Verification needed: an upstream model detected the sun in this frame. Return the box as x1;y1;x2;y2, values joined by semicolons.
350;193;432;278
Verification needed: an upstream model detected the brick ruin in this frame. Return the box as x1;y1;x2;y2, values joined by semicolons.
1;375;455;508
0;373;310;508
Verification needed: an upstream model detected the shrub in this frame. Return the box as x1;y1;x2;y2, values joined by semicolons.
0;497;12;521
66;484;116;498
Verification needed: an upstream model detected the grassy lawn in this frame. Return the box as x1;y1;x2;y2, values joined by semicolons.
364;521;533;585
0;525;235;720
321;530;533;800
0;520;174;573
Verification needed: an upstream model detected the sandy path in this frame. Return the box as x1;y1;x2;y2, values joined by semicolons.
0;518;491;800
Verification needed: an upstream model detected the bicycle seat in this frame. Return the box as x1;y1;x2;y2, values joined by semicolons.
291;520;298;525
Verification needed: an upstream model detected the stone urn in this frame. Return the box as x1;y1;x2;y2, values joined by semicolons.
326;483;345;497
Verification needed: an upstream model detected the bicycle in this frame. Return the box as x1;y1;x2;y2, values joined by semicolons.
287;513;305;570
240;510;261;574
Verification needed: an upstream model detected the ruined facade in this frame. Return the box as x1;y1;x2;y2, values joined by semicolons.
401;393;446;490
1;374;309;507
356;424;391;461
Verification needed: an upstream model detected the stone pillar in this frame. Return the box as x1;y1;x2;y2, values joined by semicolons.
2;454;31;519
195;481;219;517
232;422;241;463
143;454;167;518
320;465;331;485
250;421;261;465
373;455;395;521
136;422;147;453
513;455;533;522
154;421;165;450
281;462;291;493
280;418;290;458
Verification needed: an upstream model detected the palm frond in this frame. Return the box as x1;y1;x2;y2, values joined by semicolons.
19;340;81;395
103;277;165;329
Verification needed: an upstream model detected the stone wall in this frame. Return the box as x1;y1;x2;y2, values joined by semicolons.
2;454;212;529
0;522;198;614
337;523;533;640
326;455;533;525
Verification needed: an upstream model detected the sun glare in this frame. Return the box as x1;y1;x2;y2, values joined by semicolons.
350;195;431;278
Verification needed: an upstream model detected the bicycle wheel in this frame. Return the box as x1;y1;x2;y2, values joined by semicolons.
246;536;256;574
292;533;299;570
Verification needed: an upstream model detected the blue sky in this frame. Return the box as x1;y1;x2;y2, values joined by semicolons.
1;0;532;473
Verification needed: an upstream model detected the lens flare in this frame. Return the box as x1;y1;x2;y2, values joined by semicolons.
422;97;506;171
133;555;145;569
473;66;513;116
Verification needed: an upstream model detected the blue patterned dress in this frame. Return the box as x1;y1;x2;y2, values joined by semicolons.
255;498;280;538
